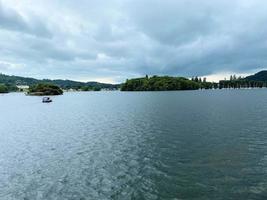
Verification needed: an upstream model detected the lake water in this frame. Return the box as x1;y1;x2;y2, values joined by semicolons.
1;90;267;200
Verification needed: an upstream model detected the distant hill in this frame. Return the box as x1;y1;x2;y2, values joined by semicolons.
0;73;120;90
218;70;267;89
245;71;267;81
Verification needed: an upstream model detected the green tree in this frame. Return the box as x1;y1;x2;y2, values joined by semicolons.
0;84;8;93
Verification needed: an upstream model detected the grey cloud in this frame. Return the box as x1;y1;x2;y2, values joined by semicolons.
126;0;218;45
0;1;51;37
1;0;267;82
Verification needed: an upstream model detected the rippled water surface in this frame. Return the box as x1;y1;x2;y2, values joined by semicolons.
1;90;267;200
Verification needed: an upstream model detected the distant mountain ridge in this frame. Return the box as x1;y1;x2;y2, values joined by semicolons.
0;73;120;90
245;71;267;81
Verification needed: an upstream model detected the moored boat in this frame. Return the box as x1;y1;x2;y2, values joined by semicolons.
42;97;52;103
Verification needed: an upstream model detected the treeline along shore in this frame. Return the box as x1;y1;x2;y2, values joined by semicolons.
121;71;267;91
1;70;267;94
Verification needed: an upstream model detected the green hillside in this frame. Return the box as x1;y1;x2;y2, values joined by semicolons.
0;73;120;91
245;71;267;81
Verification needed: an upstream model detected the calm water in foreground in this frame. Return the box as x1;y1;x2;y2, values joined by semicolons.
1;90;267;200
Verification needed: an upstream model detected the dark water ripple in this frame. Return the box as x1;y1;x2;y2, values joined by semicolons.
1;90;267;199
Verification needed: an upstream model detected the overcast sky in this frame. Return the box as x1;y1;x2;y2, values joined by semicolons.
0;0;267;83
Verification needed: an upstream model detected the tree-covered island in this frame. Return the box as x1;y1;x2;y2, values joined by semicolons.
28;83;63;96
121;75;217;91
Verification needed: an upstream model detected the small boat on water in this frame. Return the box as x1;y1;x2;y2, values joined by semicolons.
42;97;52;103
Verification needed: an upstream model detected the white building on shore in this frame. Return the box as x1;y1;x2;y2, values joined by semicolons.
16;85;29;92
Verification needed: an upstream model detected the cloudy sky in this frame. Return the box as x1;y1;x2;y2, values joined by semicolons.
0;0;267;83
